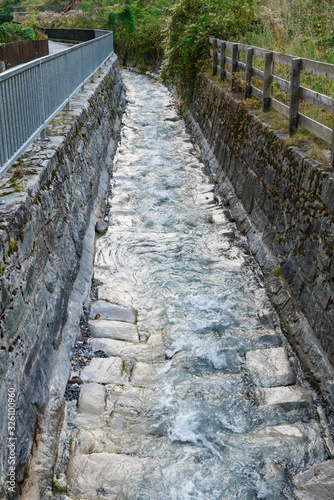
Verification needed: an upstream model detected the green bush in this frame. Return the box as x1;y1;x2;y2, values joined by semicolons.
0;11;13;25
161;0;259;92
0;21;44;43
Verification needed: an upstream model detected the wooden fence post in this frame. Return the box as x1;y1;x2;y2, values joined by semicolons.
244;47;253;99
263;51;273;111
231;43;238;89
220;41;226;81
289;57;302;134
331;120;334;168
212;38;218;77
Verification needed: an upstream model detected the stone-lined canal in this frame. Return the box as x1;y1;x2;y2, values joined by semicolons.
59;71;329;499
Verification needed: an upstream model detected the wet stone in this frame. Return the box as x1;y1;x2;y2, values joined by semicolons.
97;286;133;307
130;361;166;388
80;357;123;384
256;385;314;406
77;383;106;415
89;319;139;342
89;300;137;323
107;386;160;415
95;220;108;234
89;337;165;363
66;453;162;499
245;347;296;387
293;460;334;500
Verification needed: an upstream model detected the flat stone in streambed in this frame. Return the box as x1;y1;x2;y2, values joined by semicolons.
293;460;334;500
81;357;123;384
77;383;106;415
245;347;295;387
89;319;139;342
89;300;137;323
256;386;314;406
89;337;165;362
130;361;167;388
66;453;162;499
107;386;160;415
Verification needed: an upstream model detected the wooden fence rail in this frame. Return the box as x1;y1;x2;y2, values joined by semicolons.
208;37;334;167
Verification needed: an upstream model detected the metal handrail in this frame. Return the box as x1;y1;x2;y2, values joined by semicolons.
0;31;114;178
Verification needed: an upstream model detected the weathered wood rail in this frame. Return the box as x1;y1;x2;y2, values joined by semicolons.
208;37;334;166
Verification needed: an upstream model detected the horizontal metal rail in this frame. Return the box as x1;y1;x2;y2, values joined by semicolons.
0;31;113;178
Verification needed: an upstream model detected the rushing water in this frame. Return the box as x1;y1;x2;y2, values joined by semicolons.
87;71;326;499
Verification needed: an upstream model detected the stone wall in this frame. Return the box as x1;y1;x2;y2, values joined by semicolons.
185;76;334;407
0;54;125;498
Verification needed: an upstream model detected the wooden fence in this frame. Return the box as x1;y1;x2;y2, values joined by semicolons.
208;37;334;167
0;39;49;71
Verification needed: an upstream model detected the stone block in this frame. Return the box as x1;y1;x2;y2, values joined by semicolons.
293;460;334;500
66;453;161;499
256;385;314;406
89;320;139;342
81;357;123;384
245;347;295;387
89;300;137;323
77;383;106;415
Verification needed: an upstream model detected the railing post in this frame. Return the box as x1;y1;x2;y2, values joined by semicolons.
38;60;48;141
244;47;253;99
263;51;273;111
220;41;226;81
212;38;218;77
231;43;238;89
289;57;302;134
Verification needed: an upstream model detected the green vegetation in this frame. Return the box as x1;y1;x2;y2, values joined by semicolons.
0;11;13;24
10;0;334;139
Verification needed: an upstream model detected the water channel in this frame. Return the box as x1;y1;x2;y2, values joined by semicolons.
60;71;328;499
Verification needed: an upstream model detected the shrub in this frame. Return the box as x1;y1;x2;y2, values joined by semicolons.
0;11;13;25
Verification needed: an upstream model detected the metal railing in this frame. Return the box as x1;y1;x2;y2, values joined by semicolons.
0;31;113;178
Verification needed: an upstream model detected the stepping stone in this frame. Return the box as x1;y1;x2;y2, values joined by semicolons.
70;425;169;457
81;357;122;384
97;286;133;307
77;383;106;415
245;347;295;387
89;300;137;323
89;338;165;362
108;386;160;415
89;320;139;342
131;361;165;387
66;453;162;498
293;460;334;500
256;386;314;406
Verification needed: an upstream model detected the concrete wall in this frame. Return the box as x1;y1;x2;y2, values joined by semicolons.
0;54;125;498
185;76;334;407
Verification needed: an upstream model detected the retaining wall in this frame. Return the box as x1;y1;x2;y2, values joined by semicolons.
185;75;334;407
0;54;124;498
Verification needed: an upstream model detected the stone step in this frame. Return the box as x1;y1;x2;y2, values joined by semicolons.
89;300;137;323
81;357;123;384
293;460;334;500
107;385;160;415
70;425;169;457
255;386;314;406
245;347;295;387
89;319;139;342
131;361;167;388
66;453;162;499
77;382;106;415
89;337;165;362
97;286;133;306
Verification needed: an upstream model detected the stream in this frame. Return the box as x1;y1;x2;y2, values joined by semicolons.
57;71;328;500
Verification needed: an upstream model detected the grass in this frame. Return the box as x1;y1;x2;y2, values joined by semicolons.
206;65;332;168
